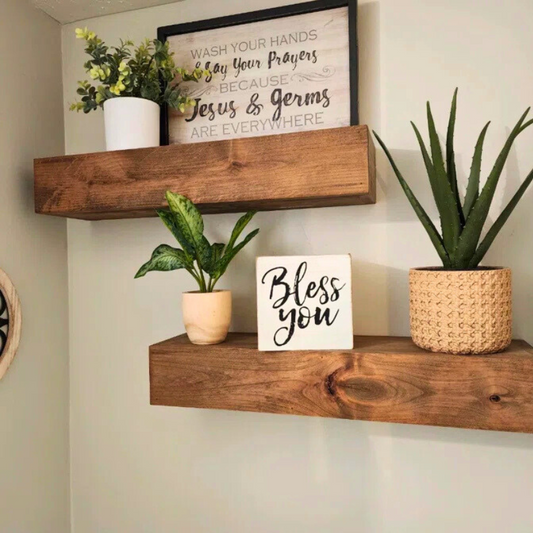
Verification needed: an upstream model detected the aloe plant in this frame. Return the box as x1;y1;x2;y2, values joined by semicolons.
135;192;259;292
374;90;533;269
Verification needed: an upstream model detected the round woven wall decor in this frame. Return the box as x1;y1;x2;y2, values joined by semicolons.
0;268;22;381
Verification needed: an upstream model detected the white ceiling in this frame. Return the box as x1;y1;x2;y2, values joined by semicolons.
32;0;182;24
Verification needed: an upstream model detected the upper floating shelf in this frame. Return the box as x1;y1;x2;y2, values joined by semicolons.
34;126;375;220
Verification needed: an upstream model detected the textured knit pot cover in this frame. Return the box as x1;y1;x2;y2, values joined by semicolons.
409;268;512;355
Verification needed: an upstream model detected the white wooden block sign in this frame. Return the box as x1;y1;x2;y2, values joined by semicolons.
257;255;353;351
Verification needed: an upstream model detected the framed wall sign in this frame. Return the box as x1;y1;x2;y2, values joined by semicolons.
257;255;353;351
0;268;22;381
158;0;358;145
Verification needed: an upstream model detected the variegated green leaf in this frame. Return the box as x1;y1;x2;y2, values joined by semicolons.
203;243;225;275
165;192;205;253
227;211;257;251
200;240;226;276
214;229;260;280
156;209;195;258
135;245;191;278
197;235;211;269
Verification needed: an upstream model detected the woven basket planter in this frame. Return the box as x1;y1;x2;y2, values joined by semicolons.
409;267;512;355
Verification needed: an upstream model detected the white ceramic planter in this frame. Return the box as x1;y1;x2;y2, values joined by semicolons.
182;291;232;345
103;97;160;151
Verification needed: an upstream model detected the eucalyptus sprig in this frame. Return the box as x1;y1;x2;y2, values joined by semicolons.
70;28;208;114
135;192;260;292
374;90;533;269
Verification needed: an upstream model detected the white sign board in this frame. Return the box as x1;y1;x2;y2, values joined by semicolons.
256;255;353;351
165;6;352;144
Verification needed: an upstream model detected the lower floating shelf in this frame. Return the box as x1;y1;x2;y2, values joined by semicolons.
149;333;533;434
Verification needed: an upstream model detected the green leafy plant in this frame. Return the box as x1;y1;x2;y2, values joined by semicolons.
374;90;533;269
135;192;260;292
70;28;207;114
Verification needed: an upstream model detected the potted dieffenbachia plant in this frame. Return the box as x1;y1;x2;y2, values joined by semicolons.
374;90;533;355
70;28;206;151
135;192;259;345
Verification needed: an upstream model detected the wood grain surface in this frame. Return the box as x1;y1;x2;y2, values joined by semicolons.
34;126;375;220
150;333;533;434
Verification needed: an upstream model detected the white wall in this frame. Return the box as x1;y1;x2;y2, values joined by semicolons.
62;1;533;532
0;1;70;532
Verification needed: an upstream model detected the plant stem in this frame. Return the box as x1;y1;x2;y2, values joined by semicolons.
142;55;154;92
191;262;207;292
198;268;208;293
188;268;202;289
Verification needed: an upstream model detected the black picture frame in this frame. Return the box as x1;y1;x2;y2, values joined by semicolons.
157;0;359;146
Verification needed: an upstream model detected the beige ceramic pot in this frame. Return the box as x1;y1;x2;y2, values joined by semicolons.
409;267;512;355
182;290;232;345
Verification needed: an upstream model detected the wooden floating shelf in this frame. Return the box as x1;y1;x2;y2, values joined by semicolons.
34;126;375;220
149;333;533;434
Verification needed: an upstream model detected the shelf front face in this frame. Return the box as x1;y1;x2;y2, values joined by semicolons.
149;333;533;434
34;126;375;220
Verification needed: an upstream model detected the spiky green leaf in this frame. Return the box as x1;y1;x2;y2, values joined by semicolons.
446;88;464;225
463;122;490;218
135;245;191;278
427;102;462;256
455;108;532;267
373;131;451;267
519;119;533;134
468;167;533;267
411;122;452;255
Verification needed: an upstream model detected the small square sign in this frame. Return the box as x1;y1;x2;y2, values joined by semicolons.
257;255;353;351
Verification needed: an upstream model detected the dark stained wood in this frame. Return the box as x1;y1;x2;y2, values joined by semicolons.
34;126;376;220
149;333;533;434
